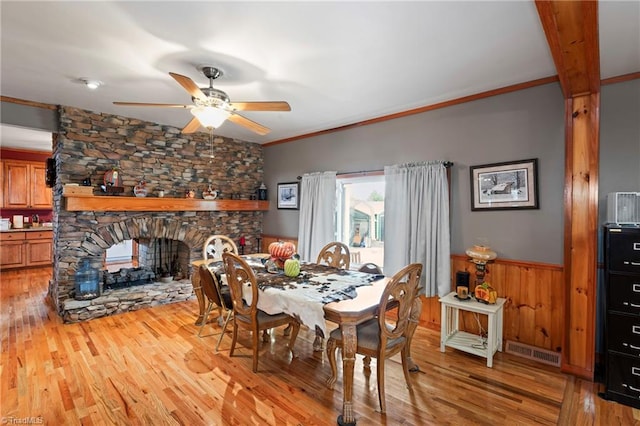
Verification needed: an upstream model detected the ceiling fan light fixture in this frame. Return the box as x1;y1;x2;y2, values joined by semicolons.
190;106;230;129
80;79;102;90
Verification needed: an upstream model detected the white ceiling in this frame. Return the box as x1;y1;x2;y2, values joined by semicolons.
1;1;638;149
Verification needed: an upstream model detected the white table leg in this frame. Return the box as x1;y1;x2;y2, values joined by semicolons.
497;305;504;352
487;312;496;368
440;303;447;352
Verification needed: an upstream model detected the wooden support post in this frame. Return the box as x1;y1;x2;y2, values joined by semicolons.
562;93;600;379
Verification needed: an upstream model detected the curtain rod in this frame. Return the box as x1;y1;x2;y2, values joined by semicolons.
296;161;453;180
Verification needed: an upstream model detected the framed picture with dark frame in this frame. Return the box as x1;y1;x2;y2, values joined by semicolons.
277;182;300;209
470;158;539;211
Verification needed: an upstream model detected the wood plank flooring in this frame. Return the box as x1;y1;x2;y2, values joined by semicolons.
1;267;638;425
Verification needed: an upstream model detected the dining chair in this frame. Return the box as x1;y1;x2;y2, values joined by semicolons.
325;262;423;413
222;252;301;373
358;262;383;275
316;241;350;269
350;251;361;264
197;265;234;352
203;234;238;262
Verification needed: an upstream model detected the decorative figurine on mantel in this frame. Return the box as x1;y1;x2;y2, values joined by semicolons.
239;236;246;255
202;184;219;200
258;182;268;200
101;167;124;194
133;178;148;197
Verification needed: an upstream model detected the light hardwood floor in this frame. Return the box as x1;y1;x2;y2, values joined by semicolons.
1;267;638;425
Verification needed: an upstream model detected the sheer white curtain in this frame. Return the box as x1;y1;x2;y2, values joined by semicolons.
297;171;337;262
384;161;450;297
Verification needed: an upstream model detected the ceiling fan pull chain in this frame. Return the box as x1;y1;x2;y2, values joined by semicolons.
209;128;215;162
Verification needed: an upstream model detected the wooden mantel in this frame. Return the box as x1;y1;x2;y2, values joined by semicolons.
64;195;269;212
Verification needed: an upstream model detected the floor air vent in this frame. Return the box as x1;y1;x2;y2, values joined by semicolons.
505;340;561;367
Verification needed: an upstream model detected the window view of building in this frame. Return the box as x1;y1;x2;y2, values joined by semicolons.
336;174;385;269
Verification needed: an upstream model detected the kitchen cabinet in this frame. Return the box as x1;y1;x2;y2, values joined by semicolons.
602;225;640;409
0;230;53;269
0;160;3;208
3;160;52;209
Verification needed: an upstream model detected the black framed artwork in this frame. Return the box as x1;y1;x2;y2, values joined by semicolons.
470;158;539;211
277;182;299;209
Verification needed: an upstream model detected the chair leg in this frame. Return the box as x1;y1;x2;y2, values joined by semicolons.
253;326;261;373
363;355;372;372
216;306;224;326
229;320;238;357
401;346;413;391
377;355;386;413
325;338;339;389
198;302;214;337
214;310;233;352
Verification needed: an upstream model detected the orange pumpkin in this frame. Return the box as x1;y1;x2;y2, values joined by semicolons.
268;241;295;259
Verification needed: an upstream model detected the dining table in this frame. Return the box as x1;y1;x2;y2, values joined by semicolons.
191;254;422;425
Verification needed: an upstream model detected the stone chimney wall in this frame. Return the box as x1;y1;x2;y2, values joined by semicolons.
50;106;265;320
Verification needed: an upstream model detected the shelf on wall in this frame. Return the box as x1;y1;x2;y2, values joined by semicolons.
64;195;269;212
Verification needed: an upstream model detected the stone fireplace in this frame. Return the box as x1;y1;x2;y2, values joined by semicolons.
50;106;266;323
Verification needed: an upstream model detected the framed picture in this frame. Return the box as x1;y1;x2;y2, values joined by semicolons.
470;158;539;211
277;182;300;209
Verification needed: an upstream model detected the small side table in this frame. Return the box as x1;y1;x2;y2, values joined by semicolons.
439;291;506;367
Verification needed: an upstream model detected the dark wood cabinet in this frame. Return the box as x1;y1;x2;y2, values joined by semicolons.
602;225;640;409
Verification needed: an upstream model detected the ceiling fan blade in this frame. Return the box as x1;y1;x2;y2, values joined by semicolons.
169;72;208;101
181;117;202;134
113;101;190;108
227;113;271;135
229;101;291;112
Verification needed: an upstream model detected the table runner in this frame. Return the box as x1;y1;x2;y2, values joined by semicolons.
208;256;385;336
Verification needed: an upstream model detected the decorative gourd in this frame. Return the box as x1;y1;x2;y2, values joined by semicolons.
268;241;295;260
474;282;497;304
284;258;301;277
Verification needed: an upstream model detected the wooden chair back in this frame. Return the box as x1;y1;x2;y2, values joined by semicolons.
325;262;422;413
316;241;350;269
203;235;238;262
378;263;423;344
198;265;223;309
222;252;257;318
222;251;301;372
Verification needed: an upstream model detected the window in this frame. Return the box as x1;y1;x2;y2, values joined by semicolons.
336;173;385;268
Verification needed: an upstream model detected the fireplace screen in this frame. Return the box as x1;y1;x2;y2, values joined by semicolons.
103;238;189;290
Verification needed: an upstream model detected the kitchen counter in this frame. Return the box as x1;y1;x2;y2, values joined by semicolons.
1;227;53;233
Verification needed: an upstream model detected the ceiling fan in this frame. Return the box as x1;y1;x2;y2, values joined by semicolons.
113;66;290;135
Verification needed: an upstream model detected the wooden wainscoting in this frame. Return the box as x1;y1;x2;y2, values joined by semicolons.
419;254;564;354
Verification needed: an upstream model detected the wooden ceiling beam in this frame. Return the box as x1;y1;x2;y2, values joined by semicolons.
535;1;600;98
